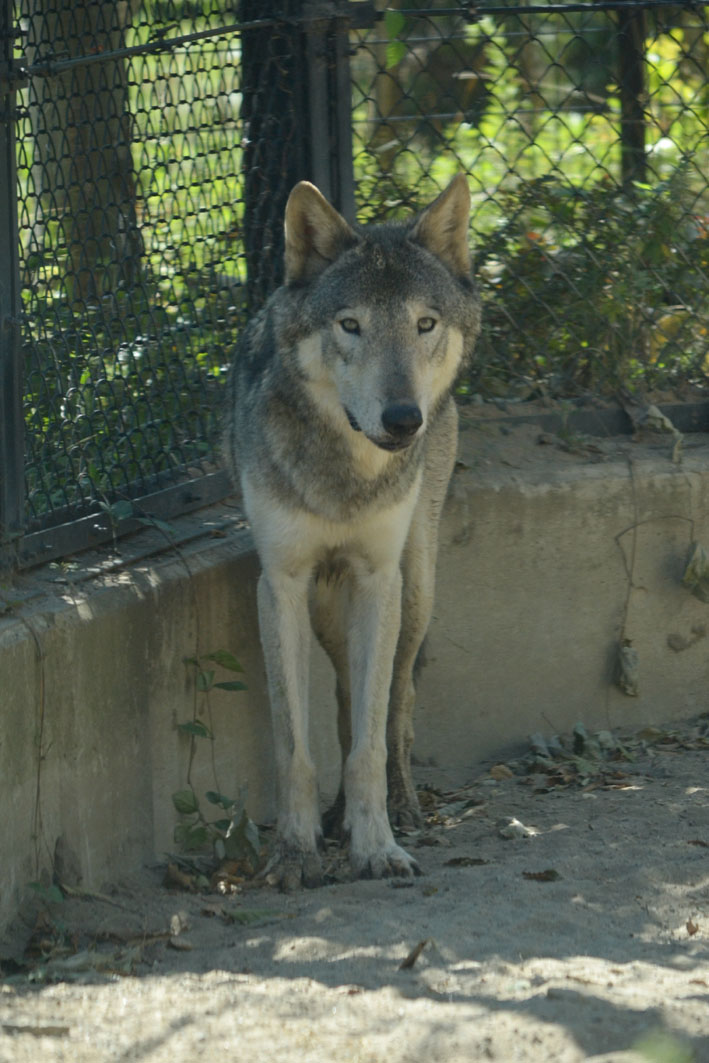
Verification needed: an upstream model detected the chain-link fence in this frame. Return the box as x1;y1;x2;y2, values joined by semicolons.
350;1;709;399
1;0;708;568
1;1;313;566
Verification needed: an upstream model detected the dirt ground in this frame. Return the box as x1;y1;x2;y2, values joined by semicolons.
2;718;709;1063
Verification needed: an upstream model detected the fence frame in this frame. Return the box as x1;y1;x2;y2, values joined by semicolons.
0;0;24;561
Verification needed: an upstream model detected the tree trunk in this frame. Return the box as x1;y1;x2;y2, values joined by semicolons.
25;0;142;304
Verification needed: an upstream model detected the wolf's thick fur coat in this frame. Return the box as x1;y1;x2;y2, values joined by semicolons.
223;176;481;888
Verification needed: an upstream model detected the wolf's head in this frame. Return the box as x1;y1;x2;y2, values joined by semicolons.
282;176;481;453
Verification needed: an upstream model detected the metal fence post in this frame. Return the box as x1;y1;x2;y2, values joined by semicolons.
305;1;356;225
240;0;310;312
0;0;23;561
240;1;357;310
617;4;647;187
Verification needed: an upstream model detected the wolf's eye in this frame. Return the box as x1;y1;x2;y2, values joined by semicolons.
340;318;360;335
418;317;437;334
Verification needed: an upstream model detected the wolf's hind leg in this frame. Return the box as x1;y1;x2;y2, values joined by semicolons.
386;532;435;831
387;403;457;829
311;579;351;839
257;571;323;889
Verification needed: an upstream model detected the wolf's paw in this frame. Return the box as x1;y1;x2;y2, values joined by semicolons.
387;797;424;832
351;842;421;880
262;841;324;891
387;773;424;831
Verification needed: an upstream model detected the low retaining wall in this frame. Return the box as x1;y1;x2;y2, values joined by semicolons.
2;415;708;934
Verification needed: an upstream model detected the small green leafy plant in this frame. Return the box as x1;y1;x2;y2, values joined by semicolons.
172;650;259;870
28;881;65;907
172;787;260;869
179;649;247;741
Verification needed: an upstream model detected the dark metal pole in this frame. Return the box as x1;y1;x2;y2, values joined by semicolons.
240;0;310;312
617;3;646;188
0;0;24;561
333;7;356;225
305;2;356;224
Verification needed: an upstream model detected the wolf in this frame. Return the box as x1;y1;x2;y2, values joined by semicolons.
223;174;481;889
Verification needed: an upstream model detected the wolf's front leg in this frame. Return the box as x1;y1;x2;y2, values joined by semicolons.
344;563;421;879
257;571;324;890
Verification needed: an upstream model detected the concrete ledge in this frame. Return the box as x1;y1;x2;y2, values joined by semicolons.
3;416;709;933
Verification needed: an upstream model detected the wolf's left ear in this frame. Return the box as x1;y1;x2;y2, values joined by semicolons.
410;173;471;278
284;182;357;284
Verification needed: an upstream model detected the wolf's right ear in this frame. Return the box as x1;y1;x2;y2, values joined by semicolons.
284;182;357;285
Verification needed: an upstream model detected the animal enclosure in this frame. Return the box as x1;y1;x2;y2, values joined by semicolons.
1;0;708;567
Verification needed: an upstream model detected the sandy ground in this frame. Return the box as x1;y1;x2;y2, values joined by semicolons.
1;719;709;1063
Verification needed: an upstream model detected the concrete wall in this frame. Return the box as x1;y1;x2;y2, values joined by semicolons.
2;420;708;933
416;419;709;772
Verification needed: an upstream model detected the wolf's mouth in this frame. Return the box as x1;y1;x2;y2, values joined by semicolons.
344;407;362;432
375;440;411;452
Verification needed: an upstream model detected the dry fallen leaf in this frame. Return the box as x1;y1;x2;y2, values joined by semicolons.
169;912;190;936
444;856;489;867
498;816;537;839
523;869;562;882
1;1024;70;1038
617;639;639;696
682;541;709;603
417;788;444;811
620;397;683;462
490;763;515;780
201;903;227;919
211;862;245;894
168;936;193;951
163;862;198;893
686;918;700;937
399;939;429;970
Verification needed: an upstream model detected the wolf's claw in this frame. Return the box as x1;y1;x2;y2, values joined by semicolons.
387;799;424;831
262;842;324;891
351;842;421;880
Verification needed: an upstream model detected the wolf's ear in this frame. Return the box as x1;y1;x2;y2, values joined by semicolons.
284;182;356;284
409;173;471;278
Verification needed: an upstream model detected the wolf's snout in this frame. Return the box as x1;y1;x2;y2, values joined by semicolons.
381;402;423;442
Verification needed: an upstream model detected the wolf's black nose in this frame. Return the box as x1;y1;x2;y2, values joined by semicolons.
381;402;423;440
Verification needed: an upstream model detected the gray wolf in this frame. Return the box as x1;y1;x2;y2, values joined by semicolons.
223;175;481;888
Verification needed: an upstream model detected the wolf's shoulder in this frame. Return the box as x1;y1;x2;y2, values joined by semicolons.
235;286;306;368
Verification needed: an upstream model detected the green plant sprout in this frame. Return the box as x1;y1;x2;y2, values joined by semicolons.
173;651;258;870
